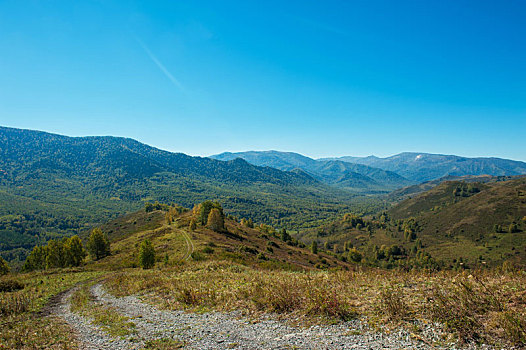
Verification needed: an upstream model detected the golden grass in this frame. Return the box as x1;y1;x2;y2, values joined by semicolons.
104;261;526;347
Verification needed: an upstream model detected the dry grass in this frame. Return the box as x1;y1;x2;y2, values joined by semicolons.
104;262;526;347
0;270;102;349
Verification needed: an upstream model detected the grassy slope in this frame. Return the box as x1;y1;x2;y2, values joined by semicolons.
390;177;526;265
94;209;351;271
297;177;526;267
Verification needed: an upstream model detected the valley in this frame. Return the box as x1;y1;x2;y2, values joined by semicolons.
1;127;525;349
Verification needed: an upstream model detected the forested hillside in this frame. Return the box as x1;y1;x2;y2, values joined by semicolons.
0;127;378;264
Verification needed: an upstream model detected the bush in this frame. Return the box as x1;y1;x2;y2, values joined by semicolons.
0;257;10;276
379;285;409;321
138;240;155;269
0;279;24;292
0;293;32;316
202;247;214;254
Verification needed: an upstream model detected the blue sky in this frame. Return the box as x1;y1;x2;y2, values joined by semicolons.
1;0;525;160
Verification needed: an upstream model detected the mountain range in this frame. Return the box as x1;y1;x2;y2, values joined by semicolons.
211;151;413;193
323;152;526;183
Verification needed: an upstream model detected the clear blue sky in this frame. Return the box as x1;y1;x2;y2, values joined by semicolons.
1;0;525;160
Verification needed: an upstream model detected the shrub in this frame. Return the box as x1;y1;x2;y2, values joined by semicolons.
0;279;24;292
379;285;409;321
311;241;318;254
0;293;32;315
202;247;214;254
138;240;155;269
0;257;9;276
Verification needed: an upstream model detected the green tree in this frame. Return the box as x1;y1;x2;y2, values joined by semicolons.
348;248;363;263
280;228;291;242
23;245;47;271
87;228;110;260
138;240;155;269
311;241;318;254
207;208;225;232
194;201;223;225
64;235;86;267
46;239;64;269
0;257;10;276
189;218;197;230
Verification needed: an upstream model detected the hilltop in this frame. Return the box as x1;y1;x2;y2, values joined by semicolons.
95;206;349;271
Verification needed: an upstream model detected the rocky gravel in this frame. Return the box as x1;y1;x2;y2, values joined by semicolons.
51;283;492;349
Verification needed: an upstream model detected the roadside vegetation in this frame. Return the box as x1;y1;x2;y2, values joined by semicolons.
104;262;526;347
0;269;102;349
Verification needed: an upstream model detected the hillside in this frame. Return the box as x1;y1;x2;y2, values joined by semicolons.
211;151;413;193
0;127;368;263
94;208;350;271
386;174;520;203
296;177;526;268
324;152;526;182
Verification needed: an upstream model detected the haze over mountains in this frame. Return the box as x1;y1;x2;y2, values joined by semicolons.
211;151;413;193
212;150;526;190
323;153;526;183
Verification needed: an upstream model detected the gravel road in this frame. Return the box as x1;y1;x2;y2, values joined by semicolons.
50;283;484;350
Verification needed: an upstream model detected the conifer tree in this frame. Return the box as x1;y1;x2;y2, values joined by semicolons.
45;239;64;269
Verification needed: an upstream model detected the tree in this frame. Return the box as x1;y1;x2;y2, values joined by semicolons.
189;219;197;230
280;228;291;242
87;228;110;260
138;240;155;269
0;257;10;276
194;201;224;225
23;245;47;271
348;248;363;263
64;235;86;267
46;239;64;269
311;241;318;254
207;208;225;232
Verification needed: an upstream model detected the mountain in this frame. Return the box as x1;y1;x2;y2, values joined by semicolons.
297;177;526;267
211;151;413;193
323;152;526;183
0;126;365;263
